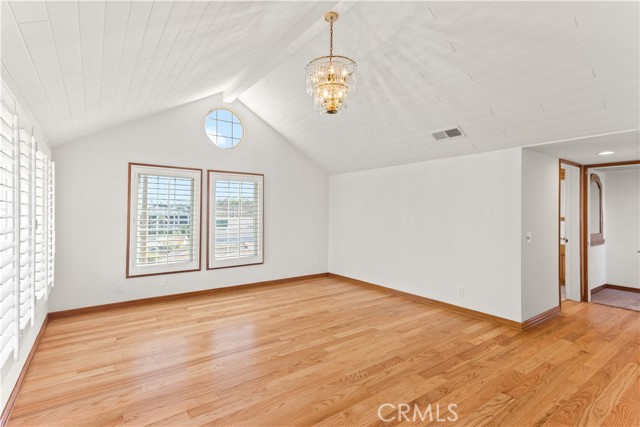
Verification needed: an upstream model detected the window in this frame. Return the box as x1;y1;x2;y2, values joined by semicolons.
0;96;16;367
17;129;33;329
0;82;55;368
208;171;263;269
47;162;55;295
34;150;47;300
204;109;244;149
127;164;202;277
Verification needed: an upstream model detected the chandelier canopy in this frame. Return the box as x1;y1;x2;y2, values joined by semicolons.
306;11;357;115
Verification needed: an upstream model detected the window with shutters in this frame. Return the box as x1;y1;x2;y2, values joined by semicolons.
127;164;202;277
207;171;263;269
17;129;33;331
34;150;46;300
0;96;17;367
47;162;55;295
0;83;54;369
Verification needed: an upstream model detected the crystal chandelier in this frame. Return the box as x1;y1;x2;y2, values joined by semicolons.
306;11;357;115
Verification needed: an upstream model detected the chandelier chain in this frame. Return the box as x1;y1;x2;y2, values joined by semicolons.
329;20;333;59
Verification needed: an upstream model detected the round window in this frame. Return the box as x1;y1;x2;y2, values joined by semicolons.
204;109;244;149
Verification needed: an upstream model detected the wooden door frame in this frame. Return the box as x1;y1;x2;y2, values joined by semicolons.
579;159;640;302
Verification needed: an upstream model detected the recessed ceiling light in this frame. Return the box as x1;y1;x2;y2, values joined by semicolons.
598;151;615;156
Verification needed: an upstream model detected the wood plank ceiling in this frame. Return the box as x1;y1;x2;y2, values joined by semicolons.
1;1;638;173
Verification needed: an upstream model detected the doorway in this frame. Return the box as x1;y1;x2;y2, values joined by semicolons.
526;131;639;309
585;163;640;311
559;161;581;303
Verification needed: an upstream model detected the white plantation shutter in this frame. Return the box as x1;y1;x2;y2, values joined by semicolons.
0;96;17;366
34;150;46;300
128;164;201;277
0;81;54;369
47;162;55;295
18;129;34;330
208;171;263;269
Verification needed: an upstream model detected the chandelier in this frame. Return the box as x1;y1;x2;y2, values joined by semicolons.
306;11;357;115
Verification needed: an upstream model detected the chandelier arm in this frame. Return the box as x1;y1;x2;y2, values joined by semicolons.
306;55;356;67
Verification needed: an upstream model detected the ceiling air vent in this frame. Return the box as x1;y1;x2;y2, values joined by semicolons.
431;126;464;141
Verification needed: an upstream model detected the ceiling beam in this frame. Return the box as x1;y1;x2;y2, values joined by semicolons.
222;1;359;103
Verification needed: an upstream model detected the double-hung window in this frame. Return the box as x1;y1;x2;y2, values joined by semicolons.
208;171;263;269
127;164;202;277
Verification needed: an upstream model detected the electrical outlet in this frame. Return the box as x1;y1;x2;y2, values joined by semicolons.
116;281;124;293
310;260;318;269
458;287;464;297
161;278;169;288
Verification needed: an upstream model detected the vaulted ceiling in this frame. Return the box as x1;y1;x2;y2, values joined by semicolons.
1;1;328;143
2;1;639;173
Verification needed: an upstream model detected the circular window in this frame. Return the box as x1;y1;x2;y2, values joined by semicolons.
204;109;244;149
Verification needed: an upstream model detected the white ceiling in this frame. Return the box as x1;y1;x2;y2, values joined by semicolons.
1;0;330;143
529;129;640;165
1;1;639;174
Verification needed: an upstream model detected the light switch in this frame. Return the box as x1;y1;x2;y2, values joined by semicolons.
526;232;533;244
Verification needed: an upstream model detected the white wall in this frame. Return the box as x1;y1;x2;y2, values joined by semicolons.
589;246;607;292
521;149;559;320
604;169;640;288
50;94;328;312
329;148;523;322
588;172;606;292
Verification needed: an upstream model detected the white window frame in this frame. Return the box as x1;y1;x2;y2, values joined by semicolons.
127;163;202;277
207;170;264;270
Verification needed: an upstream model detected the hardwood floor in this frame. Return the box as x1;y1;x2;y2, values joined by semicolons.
8;276;640;426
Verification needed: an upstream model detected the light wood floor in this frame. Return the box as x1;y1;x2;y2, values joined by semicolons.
8;276;640;426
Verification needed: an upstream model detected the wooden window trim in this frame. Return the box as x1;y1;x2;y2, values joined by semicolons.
206;170;265;270
126;163;203;278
